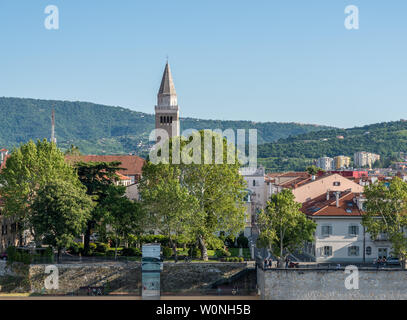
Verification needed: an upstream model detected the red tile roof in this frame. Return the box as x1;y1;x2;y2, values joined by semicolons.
0;154;10;171
117;173;131;180
301;190;363;217
65;155;145;177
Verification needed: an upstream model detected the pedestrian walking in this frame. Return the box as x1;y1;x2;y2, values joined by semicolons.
285;257;290;268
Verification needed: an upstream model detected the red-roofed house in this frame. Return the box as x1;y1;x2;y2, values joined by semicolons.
301;190;392;263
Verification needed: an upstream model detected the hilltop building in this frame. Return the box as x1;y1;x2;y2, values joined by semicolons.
333;155;351;169
354;151;380;168
155;62;180;141
316;157;334;171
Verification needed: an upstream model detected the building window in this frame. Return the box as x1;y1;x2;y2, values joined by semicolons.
348;225;359;236
348;246;359;256
321;225;332;237
333;181;341;186
323;246;332;257
253;180;256;187
366;246;372;256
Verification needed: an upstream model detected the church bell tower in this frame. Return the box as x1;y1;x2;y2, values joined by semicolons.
155;62;180;141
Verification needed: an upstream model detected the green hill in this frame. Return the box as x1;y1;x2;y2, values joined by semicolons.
258;120;407;171
0;97;333;156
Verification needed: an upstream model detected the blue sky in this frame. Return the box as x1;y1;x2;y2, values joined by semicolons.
0;0;406;128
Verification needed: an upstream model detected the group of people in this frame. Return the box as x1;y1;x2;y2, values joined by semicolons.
263;256;294;269
263;257;274;269
374;257;387;268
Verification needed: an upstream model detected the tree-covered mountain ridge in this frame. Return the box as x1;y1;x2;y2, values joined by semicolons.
258;120;407;172
0;97;334;155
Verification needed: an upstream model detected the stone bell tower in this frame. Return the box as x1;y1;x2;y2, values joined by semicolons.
155;62;180;141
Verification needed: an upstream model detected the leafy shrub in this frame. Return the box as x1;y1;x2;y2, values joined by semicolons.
162;247;173;258
84;242;97;256
6;246;32;265
221;257;245;262
224;235;236;248
215;248;231;258
237;234;249;248
188;247;201;259
95;242;110;254
44;247;54;257
68;242;83;254
92;252;106;257
106;250;116;257
121;247;141;257
140;235;169;246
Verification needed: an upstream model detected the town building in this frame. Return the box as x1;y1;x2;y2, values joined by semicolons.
333;155;351;169
354;151;381;168
328;170;368;179
155;62;180;141
286;173;364;204
301;190;391;263
240;166;272;237
316;157;334;171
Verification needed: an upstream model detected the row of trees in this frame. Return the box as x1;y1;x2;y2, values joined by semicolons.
0;131;248;262
0;140;143;262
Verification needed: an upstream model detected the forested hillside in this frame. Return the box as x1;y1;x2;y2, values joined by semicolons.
258;121;407;171
0;97;333;155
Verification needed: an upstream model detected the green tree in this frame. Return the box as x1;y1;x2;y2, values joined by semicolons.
31;180;94;263
362;177;407;268
257;189;316;267
306;165;321;175
140;164;201;262
99;185;144;259
141;130;247;261
0;140;82;245
73;161;123;255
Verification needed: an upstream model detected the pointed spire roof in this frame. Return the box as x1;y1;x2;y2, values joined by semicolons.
158;62;177;96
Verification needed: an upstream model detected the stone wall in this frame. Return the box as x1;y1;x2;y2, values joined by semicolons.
28;262;249;295
258;268;407;300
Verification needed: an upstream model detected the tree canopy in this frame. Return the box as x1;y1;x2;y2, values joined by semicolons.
0;139;82;244
362;177;407;267
140;130;247;260
31;180;94;262
257;189;316;267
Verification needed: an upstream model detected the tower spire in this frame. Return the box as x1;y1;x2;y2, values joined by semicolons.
158;62;177;97
155;62;180;141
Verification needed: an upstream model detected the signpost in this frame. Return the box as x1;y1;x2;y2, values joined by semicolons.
142;244;162;300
